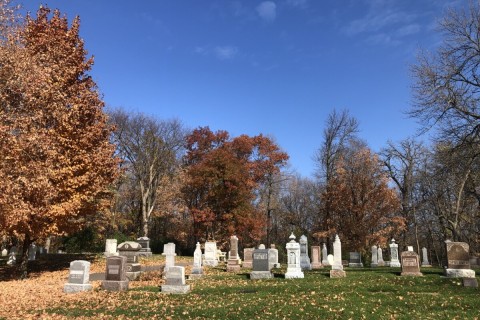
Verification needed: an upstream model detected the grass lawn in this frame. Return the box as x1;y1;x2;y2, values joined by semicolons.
1;255;479;319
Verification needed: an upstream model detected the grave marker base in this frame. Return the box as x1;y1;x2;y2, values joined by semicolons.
463;278;478;287
401;271;423;276
348;263;364;268
188;273;203;280
63;283;93;294
161;284;190;294
101;280;129;291
330;270;346;278
444;268;475;278
250;271;273;279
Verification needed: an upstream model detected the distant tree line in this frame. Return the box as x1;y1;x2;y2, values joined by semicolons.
1;1;480;278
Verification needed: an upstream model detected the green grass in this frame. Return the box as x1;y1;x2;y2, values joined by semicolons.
44;267;480;319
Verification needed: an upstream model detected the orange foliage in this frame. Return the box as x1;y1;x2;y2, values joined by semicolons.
316;146;405;251
0;7;118;260
183;127;288;243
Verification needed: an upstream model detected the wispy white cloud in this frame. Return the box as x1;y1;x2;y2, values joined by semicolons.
256;1;277;22
194;45;239;61
214;46;239;60
396;24;421;37
285;0;308;9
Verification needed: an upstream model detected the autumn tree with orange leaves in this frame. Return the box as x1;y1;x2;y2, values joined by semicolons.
0;6;118;277
182;127;288;245
315;142;405;252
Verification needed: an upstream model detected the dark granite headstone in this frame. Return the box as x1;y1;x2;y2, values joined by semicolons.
106;256;127;281
252;249;269;271
400;251;422;276
350;252;361;263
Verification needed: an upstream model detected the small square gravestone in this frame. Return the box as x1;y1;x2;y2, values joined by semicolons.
250;248;272;279
444;241;475;278
102;256;129;291
463;278;478;288
64;260;93;293
400;251;423;276
348;252;363;267
268;244;280;269
161;266;190;294
242;248;254;268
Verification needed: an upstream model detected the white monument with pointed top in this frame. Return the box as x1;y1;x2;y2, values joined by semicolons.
322;243;329;266
330;234;346;277
371;245;378;267
285;233;304;279
190;242;203;279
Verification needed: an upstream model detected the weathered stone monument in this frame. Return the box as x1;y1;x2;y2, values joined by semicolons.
226;235;241;272
243;248;254;268
250;246;273;279
322;243;329;266
268;244;280;269
407;246;414;252
101;256;129;291
104;239;118;257
389;239;401;267
421;247;432;267
444;241;475;278
136;237;152;257
190;242;203;279
371;245;378;267
1;248;7;257
28;243;36;261
162;242;177;271
299;235;312;271
311;246;322;269
327;254;334;266
330;234;346;278
161;266;191;294
6;251;16;265
285;233;304;279
64;260;93;293
400;251;423;276
118;241;142;280
377;247;385;266
348;252;363;267
203;241;218;267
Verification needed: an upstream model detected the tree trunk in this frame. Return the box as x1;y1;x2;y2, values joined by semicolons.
18;235;32;279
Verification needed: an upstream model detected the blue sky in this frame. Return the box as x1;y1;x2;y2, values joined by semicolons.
23;0;468;177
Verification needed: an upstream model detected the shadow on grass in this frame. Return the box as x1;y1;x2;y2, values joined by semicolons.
0;253;98;281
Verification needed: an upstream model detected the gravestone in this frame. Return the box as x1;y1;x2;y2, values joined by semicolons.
64;260;93;293
400;251;423;276
28;243;36;261
226;235;241;272
407;246;414;252
327;254;334;266
203;241;218;267
1;248;7;257
162;242;177;271
250;247;272;279
311;246;322;269
6;251;16;265
469;257;479;268
285;233;304;279
444;241;475;278
330;234;346;278
389;239;401;267
463;278;479;287
377;247;385;267
299;235;312;271
348;252;363;267
136;237;152;257
190;242;203;279
101;256;129;291
118;241;142;280
104;239;118;257
268;244;280;269
421;247;432;267
242;248;254;268
371;245;378;267
322;243;330;266
161;266;190;294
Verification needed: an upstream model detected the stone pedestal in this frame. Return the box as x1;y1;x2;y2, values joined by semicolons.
444;269;476;278
285;233;304;279
102;280;129;291
330;269;346;278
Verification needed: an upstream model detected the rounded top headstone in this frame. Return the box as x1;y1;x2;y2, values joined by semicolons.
300;235;308;243
258;244;266;249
